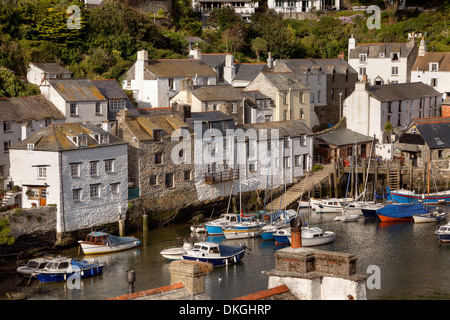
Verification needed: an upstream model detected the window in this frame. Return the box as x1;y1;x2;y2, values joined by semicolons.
155;152;162;165
359;67;366;76
3;141;11;153
438;150;444;159
300;134;306;146
3;121;11;132
391;53;399;61
283;110;287;121
89;184;100;198
169;78;174;90
232;103;237;114
299;91;304;104
27;187;39;199
73;189;81;202
165;173;174;188
104;159;114;173
283;137;289;148
153;130;162;142
90;161;99;176
0;165;4;177
110;183;119;194
27;143;35;151
283;157;290;168
431;78;438;87
150;175;157;185
95;102;102;115
37;167;46;179
70;103;77;116
45;118;52;127
70;163;80;177
430;63;439;71
359;54;367;62
392;67;399;75
184;170;191;181
294;155;301;167
109;100;125;111
300;108;304;120
283;92;287;105
265;115;272;122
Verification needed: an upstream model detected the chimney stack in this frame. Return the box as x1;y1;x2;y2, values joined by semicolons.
290;217;302;248
267;52;274;69
193;46;201;60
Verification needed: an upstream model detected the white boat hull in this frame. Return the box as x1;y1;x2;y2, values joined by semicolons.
223;228;261;240
301;232;336;246
160;247;185;260
334;214;360;222
79;240;140;255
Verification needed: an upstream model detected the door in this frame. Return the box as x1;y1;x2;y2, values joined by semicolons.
39;187;47;206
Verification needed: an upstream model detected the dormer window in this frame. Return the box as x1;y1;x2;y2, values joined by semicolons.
430;63;439;71
359;54;367;62
153;130;162;142
391;53;399;61
71;134;87;147
27;143;35;151
93;133;109;145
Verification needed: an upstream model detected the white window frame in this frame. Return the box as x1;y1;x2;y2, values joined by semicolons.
73;188;82;202
37;167;47;179
70;163;80;178
89;184;100;198
90;161;99;176
104;159;114;173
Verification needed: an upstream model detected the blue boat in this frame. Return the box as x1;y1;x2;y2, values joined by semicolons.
204;213;240;235
388;187;450;205
273;227;290;244
34;256;104;283
376;203;428;222
259;209;301;241
182;242;246;267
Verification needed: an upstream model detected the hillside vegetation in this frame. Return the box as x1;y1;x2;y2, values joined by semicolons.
0;0;449;92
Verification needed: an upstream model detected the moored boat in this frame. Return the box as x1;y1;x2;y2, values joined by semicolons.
182;242;246;267
389;188;450;205
413;209;447;223
435;222;450;242
361;203;384;219
204;213;240;235
16;257;52;277
315;198;346;213
34;256;104;283
160;242;192;260
190;223;206;233
78;232;140;255
274;226;336;247
223;220;264;240
376;203;428;222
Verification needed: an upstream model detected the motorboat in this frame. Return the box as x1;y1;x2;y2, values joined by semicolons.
78;232;140;255
435;222;450;242
274;226;336;246
182;242;246;267
190;223;206;233
315;198;346;213
16;257;52;276
413;209;447;223
223;221;264;240
34;256;104;283
204;213;240;235
160;242;192;260
376;203;428;222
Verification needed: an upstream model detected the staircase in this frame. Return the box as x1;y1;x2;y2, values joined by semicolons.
266;163;336;211
1;190;21;207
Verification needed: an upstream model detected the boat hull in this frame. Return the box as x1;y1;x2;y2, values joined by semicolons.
260;231;274;240
160;247;185;260
437;234;450;243
301;232;336;246
413;213;447;223
223;227;261;240
79;240;140;255
390;189;450;205
36;266;104;283
205;225;224;235
376;203;428;222
182;250;245;267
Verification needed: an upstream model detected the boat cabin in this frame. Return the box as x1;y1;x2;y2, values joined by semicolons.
83;232;109;245
43;258;70;271
192;243;220;255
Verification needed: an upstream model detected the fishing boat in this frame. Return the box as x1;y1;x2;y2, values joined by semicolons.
204;213;240;235
361;203;384;219
34;256;104;283
274;226;336;246
376;203;428;222
412;209;447;223
182;242;246;267
389;188;450;205
16;257;52;277
435;222;450;242
160;242;192;260
78;232;140;255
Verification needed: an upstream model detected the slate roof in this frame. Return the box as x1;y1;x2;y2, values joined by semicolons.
316;127;373;146
49;79;107;102
349;41;416;59
0;95;64;122
233;63;266;82
241;90;271;104
277;59;357;75
10;122;126;151
196;53;227;69
123;113;191;141
126;59;216;81
30;62;72;75
260;72;308;91
191;85;245;101
412;52;450;72
368;82;441;102
413;117;450;149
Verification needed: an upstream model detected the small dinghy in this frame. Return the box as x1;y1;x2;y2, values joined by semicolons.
182;242;246;267
413;209;447;223
34;256;104;283
160;242;192;260
78;232;140;255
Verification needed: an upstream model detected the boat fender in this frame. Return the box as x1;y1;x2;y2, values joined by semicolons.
64;274;66;281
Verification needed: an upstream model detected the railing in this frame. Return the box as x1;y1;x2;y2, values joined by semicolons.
204;169;239;184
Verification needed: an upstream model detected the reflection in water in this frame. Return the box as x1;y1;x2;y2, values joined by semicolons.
2;205;450;300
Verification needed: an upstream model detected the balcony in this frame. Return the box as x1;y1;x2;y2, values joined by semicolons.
204;169;239;184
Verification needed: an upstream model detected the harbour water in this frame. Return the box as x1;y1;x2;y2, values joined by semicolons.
2;205;450;300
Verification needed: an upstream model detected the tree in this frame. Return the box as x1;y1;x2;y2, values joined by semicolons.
384;121;393;143
0;217;14;246
0;69;40;98
251;37;267;63
384;0;399;25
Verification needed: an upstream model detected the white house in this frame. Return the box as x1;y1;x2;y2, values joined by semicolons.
9;123;128;234
122;50;217;108
343;78;442;143
192;0;258;23
348;35;418;85
411;38;450;100
27;62;72;88
0;96;65;191
268;0;340;15
46;78;109;125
